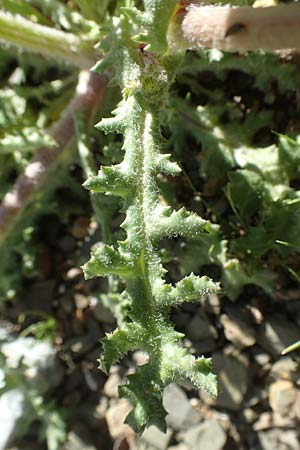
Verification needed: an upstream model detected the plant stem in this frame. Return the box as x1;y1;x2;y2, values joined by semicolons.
170;3;300;52
0;70;108;243
0;11;97;68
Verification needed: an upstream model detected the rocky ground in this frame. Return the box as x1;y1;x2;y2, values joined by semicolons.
2;210;300;450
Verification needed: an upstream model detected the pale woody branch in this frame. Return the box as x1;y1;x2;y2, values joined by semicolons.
0;71;108;243
0;11;98;68
170;3;300;52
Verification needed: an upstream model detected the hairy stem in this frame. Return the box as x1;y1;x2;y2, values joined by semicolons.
0;10;98;68
0;70;108;244
83;11;219;432
170;3;300;52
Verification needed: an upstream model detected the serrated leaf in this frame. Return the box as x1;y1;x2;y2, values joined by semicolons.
82;244;135;279
150;206;217;240
156;153;181;176
83;165;130;197
162;343;218;397
100;323;145;373
120;367;167;433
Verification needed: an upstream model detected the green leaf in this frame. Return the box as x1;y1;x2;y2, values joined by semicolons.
83;165;131;197
82;244;135;279
100;323;145;373
150;206;218;240
158;274;220;307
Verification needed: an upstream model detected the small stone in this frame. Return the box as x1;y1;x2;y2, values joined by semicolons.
254;412;273;431
242;408;257;424
270;357;299;382
164;384;200;430
202;294;221;315
94;397;109;420
105;399;133;439
64;431;97;450
179;418;227;450
103;370;122;398
220;313;255;348
247;305;264;324
280;430;300;450
250;346;271;367
293;391;300;419
89;297;115;324
269;380;297;416
66;267;82;280
74;293;89;310
258;429;300;450
212;350;249;411
257;316;300;357
140;426;172;450
186;311;217;342
245;386;268;408
65;335;94;356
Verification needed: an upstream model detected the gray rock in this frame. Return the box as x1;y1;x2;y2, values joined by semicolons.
270;357;299;382
74;293;89;310
257;316;300;357
250;346;271;367
0;389;31;450
245;386;268;408
186;311;217;342
65;334;95;356
103;370;122;398
64;432;97;450
66;267;82;280
1;337;63;391
258;429;300;450
247;305;264;325
269;380;297;416
0;334;63;449
89;297;115;324
105;398;133;439
179;419;227;450
213;350;249;411
202;294;221;315
253;412;273;431
242;408;258;424
164;384;200;430
140;426;172;450
220;313;255;348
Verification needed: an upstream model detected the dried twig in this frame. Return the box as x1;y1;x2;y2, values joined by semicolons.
0;70;108;243
172;3;300;52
